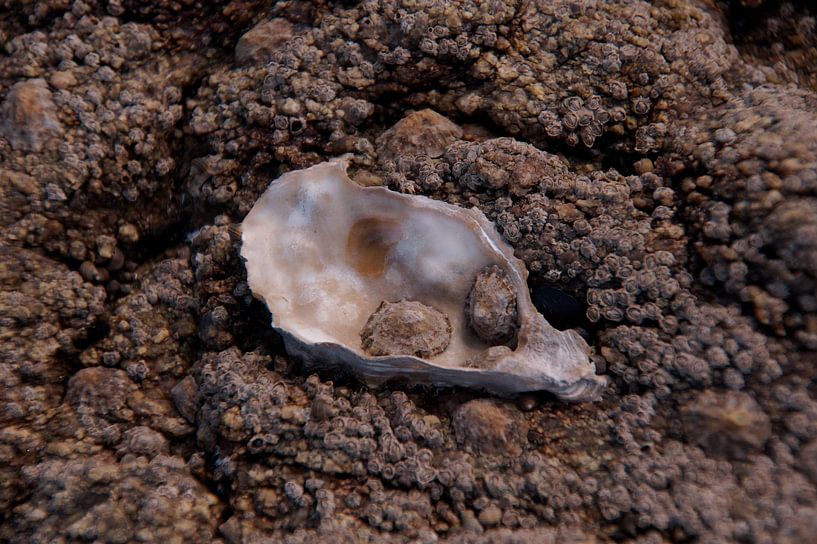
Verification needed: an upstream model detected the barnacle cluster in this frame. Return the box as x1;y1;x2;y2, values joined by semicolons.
2;0;817;542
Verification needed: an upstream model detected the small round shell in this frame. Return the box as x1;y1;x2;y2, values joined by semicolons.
361;299;452;358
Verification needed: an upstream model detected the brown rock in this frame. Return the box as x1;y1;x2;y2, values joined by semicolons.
377;109;463;163
48;71;77;90
681;391;771;459
235;19;295;66
452;399;528;456
799;439;817;484
478;504;503;527
1;78;62;152
465;265;518;345
171;376;200;424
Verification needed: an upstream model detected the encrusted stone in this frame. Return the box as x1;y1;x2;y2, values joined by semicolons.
452;399;529;456
234;19;295;65
1;78;62;152
376;109;463;163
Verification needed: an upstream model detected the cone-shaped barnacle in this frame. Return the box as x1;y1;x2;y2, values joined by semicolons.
240;156;606;401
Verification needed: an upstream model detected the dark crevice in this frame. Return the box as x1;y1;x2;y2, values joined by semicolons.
51;321;110;408
727;0;813;41
117;65;224;266
126;208;192;264
199;456;237;530
232;299;288;356
71;318;112;355
113;1;275;49
0;6;72;42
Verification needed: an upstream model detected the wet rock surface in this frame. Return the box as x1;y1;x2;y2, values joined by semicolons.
2;0;817;542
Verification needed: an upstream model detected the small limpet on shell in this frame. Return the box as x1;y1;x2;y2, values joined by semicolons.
465;265;518;345
360;299;452;358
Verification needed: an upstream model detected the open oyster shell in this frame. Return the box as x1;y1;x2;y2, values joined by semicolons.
241;157;606;401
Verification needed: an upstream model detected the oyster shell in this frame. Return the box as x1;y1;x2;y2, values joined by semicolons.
241;157;606;401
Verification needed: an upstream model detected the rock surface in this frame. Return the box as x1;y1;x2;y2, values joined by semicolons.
1;1;817;542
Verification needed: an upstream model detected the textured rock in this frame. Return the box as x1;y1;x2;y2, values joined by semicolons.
1;1;816;542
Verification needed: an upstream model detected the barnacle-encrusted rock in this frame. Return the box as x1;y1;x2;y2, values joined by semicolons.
447;138;567;196
465;265;518;345
66;366;191;440
361;300;452;358
241;157;605;400
9;453;221;543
